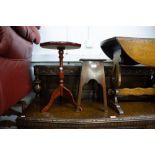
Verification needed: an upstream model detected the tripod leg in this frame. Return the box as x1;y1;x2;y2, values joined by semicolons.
41;87;60;112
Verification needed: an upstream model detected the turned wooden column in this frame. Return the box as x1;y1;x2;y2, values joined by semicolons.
58;48;65;96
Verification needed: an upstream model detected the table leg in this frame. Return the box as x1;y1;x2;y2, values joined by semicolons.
41;85;80;112
96;66;108;114
63;86;82;111
41;87;61;112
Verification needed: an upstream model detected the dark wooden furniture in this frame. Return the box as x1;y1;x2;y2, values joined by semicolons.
40;42;81;112
77;59;108;114
17;62;155;129
101;37;155;115
16;98;155;129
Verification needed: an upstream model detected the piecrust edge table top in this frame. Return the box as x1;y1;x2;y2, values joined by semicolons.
40;41;81;50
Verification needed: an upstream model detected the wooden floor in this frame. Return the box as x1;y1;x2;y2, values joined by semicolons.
16;97;155;129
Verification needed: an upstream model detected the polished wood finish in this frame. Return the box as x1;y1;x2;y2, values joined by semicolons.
16;98;155;129
109;49;124;114
32;62;155;100
100;37;138;65
101;37;155;115
116;88;155;96
117;37;155;67
77;59;108;113
40;42;81;112
40;41;81;50
110;54;155;115
16;63;155;129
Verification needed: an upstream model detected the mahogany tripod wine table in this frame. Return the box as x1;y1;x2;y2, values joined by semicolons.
40;41;81;112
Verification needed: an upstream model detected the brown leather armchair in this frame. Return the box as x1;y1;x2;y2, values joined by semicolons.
0;26;40;115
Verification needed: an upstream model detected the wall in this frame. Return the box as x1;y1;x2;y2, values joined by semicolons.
32;26;155;62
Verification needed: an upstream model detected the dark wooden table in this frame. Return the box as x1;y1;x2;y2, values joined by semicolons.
16;97;155;128
17;63;155;129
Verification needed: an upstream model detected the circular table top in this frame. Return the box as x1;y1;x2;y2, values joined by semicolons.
40;41;81;50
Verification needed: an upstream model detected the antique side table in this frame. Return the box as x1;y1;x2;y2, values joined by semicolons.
16;64;155;129
101;37;155;115
77;59;108;114
40;41;81;112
